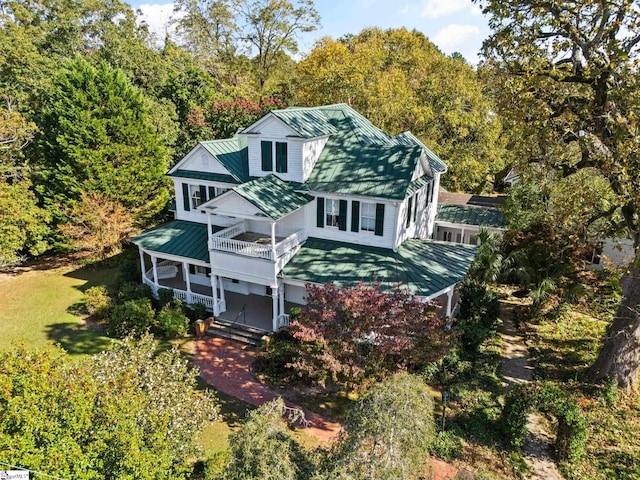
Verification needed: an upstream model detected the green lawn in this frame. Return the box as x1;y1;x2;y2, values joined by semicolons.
0;260;118;357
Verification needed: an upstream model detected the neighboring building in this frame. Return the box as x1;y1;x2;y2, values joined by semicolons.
434;192;506;245
132;104;477;332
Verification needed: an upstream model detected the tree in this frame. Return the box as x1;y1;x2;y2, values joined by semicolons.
238;0;320;93
0;335;219;479
289;282;451;388
225;398;312;480
327;372;435;480
59;192;137;260
296;28;507;193
36;57;170;225
479;0;640;390
0;98;50;265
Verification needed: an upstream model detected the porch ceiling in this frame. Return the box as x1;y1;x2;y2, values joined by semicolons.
280;237;477;298
131;220;209;263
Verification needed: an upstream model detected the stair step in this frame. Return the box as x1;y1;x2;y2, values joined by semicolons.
205;320;269;346
214;318;268;336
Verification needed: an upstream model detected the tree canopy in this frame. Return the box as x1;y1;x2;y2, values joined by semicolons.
0;335;219;479
480;0;640;391
296;28;507;193
36;57;170;225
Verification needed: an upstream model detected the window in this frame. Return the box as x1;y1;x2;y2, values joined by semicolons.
195;266;210;276
361;203;376;232
190;185;205;209
326;199;340;227
215;187;229;196
275;142;287;173
261;141;288;173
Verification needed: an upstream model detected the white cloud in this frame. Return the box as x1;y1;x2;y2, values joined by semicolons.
419;0;481;19
432;23;480;50
136;2;178;43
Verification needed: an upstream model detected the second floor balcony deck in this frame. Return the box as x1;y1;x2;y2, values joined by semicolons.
209;221;307;262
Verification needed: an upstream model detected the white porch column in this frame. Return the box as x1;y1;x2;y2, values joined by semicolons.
206;213;213;249
138;248;146;282
218;276;226;308
183;261;192;303
278;282;285;320
272;285;279;332
446;286;455;318
211;274;220;316
151;255;159;295
460;227;466;244
270;221;277;261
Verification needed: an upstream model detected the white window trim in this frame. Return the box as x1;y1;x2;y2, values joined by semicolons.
361;202;376;233
325;198;340;228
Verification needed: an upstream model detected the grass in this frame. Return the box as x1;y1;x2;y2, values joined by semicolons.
0;258;117;357
526;306;640;480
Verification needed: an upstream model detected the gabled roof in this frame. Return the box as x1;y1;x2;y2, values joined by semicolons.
270;108;338;137
232;174;312;220
437;204;506;229
280;237;477;298
168;170;239;185
130;220;211;263
199;136;250;182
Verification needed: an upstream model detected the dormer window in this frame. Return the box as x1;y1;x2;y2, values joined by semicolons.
261;140;288;173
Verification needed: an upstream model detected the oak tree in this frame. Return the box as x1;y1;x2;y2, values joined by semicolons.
480;0;640;391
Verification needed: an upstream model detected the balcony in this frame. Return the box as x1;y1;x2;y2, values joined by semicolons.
209;222;307;262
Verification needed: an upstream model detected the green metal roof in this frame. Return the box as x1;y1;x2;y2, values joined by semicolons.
131;220;210;263
406;175;433;197
280;237;477;298
232;174;313;220
394;131;448;173
437;204;506;228
168;169;239;185
270;108;338;137
200;136;250;182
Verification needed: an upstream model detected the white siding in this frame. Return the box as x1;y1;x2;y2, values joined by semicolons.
211;251;277;285
305;195;397;249
245;115;298;137
209;191;264;217
171;144;232;175
301;137;329;182
285;284;307;305
246;136;305;182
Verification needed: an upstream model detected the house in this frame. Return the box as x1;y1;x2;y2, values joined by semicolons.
132;104;477;333
433;192;506;245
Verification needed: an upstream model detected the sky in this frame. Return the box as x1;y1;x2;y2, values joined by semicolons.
131;0;490;64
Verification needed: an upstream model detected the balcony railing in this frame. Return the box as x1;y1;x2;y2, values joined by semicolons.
209;222;307;261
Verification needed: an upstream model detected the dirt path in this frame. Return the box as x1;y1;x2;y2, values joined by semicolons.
500;301;564;480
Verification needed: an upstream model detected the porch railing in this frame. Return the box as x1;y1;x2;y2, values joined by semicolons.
210;222;307;262
277;314;290;329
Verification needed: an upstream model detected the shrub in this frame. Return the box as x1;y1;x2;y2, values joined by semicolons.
157;287;175;308
83;285;112;320
184;302;208;322
158;304;189;338
432;430;465;461
117;281;153;303
456;279;500;354
118;255;141;284
254;330;312;385
108;298;156;337
502;382;587;461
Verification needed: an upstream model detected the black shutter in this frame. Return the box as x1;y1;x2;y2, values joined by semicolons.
405;196;413;227
261;141;272;171
199;185;207;204
413;195;418;222
338;199;347;231
276;142;288;173
182;183;190;211
188;265;195;274
351;201;360;232
316;197;324;228
208;186;216;200
375;203;385;236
